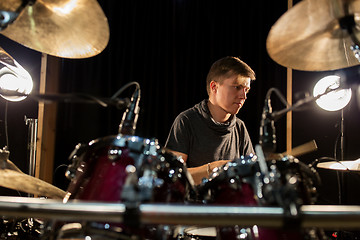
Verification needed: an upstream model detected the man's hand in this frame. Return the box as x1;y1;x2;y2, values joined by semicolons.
188;160;231;185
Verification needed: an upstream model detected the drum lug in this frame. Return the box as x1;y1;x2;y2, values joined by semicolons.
138;169;164;201
108;147;122;161
65;143;88;180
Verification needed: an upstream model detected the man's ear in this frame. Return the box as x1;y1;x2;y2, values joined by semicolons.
210;81;217;93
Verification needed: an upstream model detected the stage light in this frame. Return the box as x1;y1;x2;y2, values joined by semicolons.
313;75;352;111
0;46;33;102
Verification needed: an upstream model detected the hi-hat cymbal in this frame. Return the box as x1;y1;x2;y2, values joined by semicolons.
267;0;360;71
0;0;110;59
0;168;66;199
317;159;360;171
0;148;65;199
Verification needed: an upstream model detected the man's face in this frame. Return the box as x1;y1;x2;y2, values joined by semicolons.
212;74;251;115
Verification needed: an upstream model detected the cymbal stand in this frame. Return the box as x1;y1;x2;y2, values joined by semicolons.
335;109;345;205
25;116;38;194
335;109;346;240
24;116;38;231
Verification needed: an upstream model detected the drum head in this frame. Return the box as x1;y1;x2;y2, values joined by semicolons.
184;226;217;239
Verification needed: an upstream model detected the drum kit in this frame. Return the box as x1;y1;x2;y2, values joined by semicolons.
1;0;360;239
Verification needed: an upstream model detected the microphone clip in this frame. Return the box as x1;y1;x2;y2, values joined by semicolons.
259;97;277;154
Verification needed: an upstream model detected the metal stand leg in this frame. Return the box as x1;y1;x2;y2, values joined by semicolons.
25;116;38;198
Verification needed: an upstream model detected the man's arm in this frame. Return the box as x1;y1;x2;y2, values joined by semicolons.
167;150;230;185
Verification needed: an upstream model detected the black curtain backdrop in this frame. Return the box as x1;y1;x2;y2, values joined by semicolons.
54;0;288;189
1;0;360;207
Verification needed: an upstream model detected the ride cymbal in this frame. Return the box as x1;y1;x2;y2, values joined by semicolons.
0;0;110;58
267;0;360;71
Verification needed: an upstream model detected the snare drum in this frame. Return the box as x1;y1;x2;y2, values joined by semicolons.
56;134;194;239
197;155;259;240
182;226;256;240
183;226;217;240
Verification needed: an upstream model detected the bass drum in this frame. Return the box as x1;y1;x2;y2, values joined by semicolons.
55;134;194;240
197;154;322;240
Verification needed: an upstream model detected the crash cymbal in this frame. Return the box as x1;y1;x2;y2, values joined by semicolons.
266;0;360;71
0;0;109;58
0;169;66;199
317;159;360;171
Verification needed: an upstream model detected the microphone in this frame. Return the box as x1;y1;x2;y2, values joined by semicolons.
118;87;141;135
259;97;276;154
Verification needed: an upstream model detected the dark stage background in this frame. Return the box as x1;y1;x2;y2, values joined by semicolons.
0;0;360;206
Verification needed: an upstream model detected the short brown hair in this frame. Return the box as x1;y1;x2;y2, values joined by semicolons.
206;56;255;95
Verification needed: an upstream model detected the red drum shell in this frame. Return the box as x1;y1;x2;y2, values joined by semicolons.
197;155;320;240
65;135;191;203
60;135;193;240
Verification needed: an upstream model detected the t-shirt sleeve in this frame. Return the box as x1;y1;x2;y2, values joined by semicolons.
165;113;191;155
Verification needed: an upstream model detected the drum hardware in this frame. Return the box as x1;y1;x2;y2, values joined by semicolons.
0;217;42;240
118;82;141;136
24;116;37;179
0;0;109;58
258;87;325;161
0;0;33;30
65;143;89;180
259;96;276;154
24;116;37;200
2;197;360;229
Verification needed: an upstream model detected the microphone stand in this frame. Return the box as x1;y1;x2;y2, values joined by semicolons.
257;87;346;219
118;85;141;135
0;90;130;109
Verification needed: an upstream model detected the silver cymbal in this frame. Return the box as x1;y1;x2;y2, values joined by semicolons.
0;169;66;199
267;0;360;71
317;159;360;171
0;148;65;199
0;0;110;59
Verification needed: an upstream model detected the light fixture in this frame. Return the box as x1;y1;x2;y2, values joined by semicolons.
313;75;352;111
0;46;33;102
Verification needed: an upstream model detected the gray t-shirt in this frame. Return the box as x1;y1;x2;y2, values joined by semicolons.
165;99;254;167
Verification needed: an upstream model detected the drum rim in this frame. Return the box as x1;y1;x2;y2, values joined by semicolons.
184;226;217;237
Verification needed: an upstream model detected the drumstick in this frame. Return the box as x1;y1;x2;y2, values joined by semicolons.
267;140;318;159
282;140;318;157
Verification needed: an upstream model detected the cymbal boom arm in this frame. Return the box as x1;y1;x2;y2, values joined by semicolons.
338;3;360;63
0;0;34;31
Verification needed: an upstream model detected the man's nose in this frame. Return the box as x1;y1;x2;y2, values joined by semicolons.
239;88;247;99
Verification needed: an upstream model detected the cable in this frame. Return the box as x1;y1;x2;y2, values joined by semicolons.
111;81;140;99
74;93;108;107
265;88;290;108
4;101;9;150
